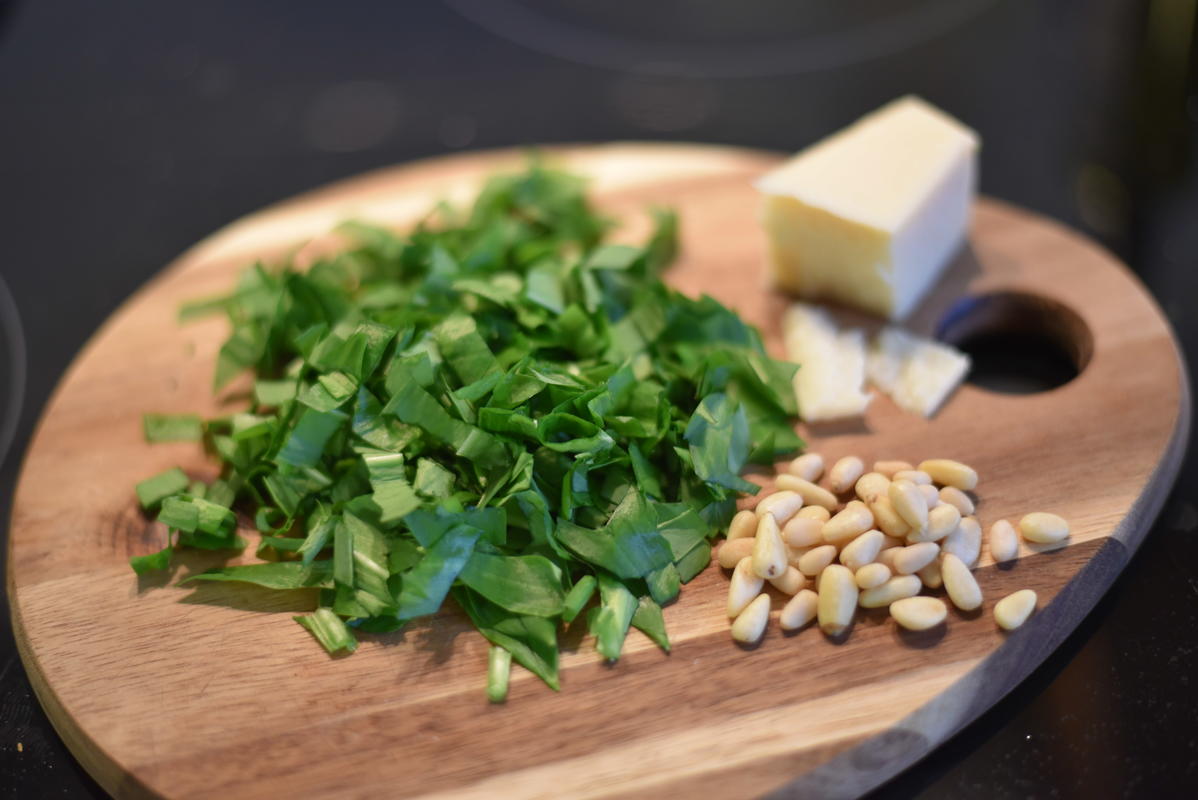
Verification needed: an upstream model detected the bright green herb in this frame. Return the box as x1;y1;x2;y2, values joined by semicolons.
589;571;638;661
130;545;173;576
487;645;512;703
142;413;204;442
181;561;334;590
132;160;801;695
135;467;190;510
562;574;597;623
294;608;358;654
631;595;670;653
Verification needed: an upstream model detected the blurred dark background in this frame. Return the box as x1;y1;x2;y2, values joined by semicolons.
1;0;1197;796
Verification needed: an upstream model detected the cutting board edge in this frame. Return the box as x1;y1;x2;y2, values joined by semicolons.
7;571;161;800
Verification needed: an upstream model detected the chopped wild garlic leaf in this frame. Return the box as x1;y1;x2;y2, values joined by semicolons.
135;467;190;510
142;413;204;442
487;645;512;703
131;159;801;696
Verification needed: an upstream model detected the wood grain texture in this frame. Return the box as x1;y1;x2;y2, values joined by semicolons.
7;144;1189;799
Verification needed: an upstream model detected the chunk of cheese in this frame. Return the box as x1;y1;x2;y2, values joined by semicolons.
867;327;970;417
757;96;979;320
783;303;871;421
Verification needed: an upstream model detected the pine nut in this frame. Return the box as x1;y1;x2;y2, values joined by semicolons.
775;474;838;510
756;491;804;526
893;542;940;574
855;472;891;503
870;496;912;538
731;593;771;643
782;516;824;548
918;459;978;491
797;505;832;523
727;557;764;617
769;566;808;595
877;547;901;572
1019;512;1070;544
779;589;819;631
889;479;929;535
939;486;975;516
873;460;913;477
817;564;857;636
890;596;948;630
893;469;932;486
994;589;1037;631
943;515;982;567
839;530;885;570
989;519;1019;563
917;559;943;589
909;503;960;543
752;514;788;579
717;537;755;568
821;504;875;546
798;544;837;576
726;451;1049;649
727;509;758;541
941;553;983;611
855;562;892;590
829;456;865;493
787;452;825;482
858;574;921;608
787;546;810;569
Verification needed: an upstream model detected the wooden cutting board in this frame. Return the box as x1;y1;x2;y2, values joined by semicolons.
7;144;1189;799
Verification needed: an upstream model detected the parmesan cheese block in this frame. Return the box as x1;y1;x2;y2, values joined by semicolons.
783;303;871;421
757;96;979;320
867;327;970;417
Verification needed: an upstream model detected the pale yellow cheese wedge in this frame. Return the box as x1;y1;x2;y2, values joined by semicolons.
757;96;979;320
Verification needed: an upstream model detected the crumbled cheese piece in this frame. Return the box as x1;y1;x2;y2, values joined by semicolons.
867;327;970;417
783;303;871;421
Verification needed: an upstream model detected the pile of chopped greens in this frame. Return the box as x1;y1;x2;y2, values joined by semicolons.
134;161;801;698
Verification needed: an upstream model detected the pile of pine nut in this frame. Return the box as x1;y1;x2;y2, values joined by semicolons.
717;454;1068;643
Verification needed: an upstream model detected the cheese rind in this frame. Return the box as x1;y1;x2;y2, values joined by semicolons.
757;96;979;320
867;327;970;417
783;303;871;422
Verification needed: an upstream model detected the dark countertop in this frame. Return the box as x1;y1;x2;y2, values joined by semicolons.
2;1;1196;797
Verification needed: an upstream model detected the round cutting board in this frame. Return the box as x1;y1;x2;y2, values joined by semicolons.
7;144;1189;799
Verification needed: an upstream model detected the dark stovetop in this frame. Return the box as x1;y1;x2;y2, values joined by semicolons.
2;1;1197;797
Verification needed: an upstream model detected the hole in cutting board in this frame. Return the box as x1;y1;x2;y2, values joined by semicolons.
935;291;1092;394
